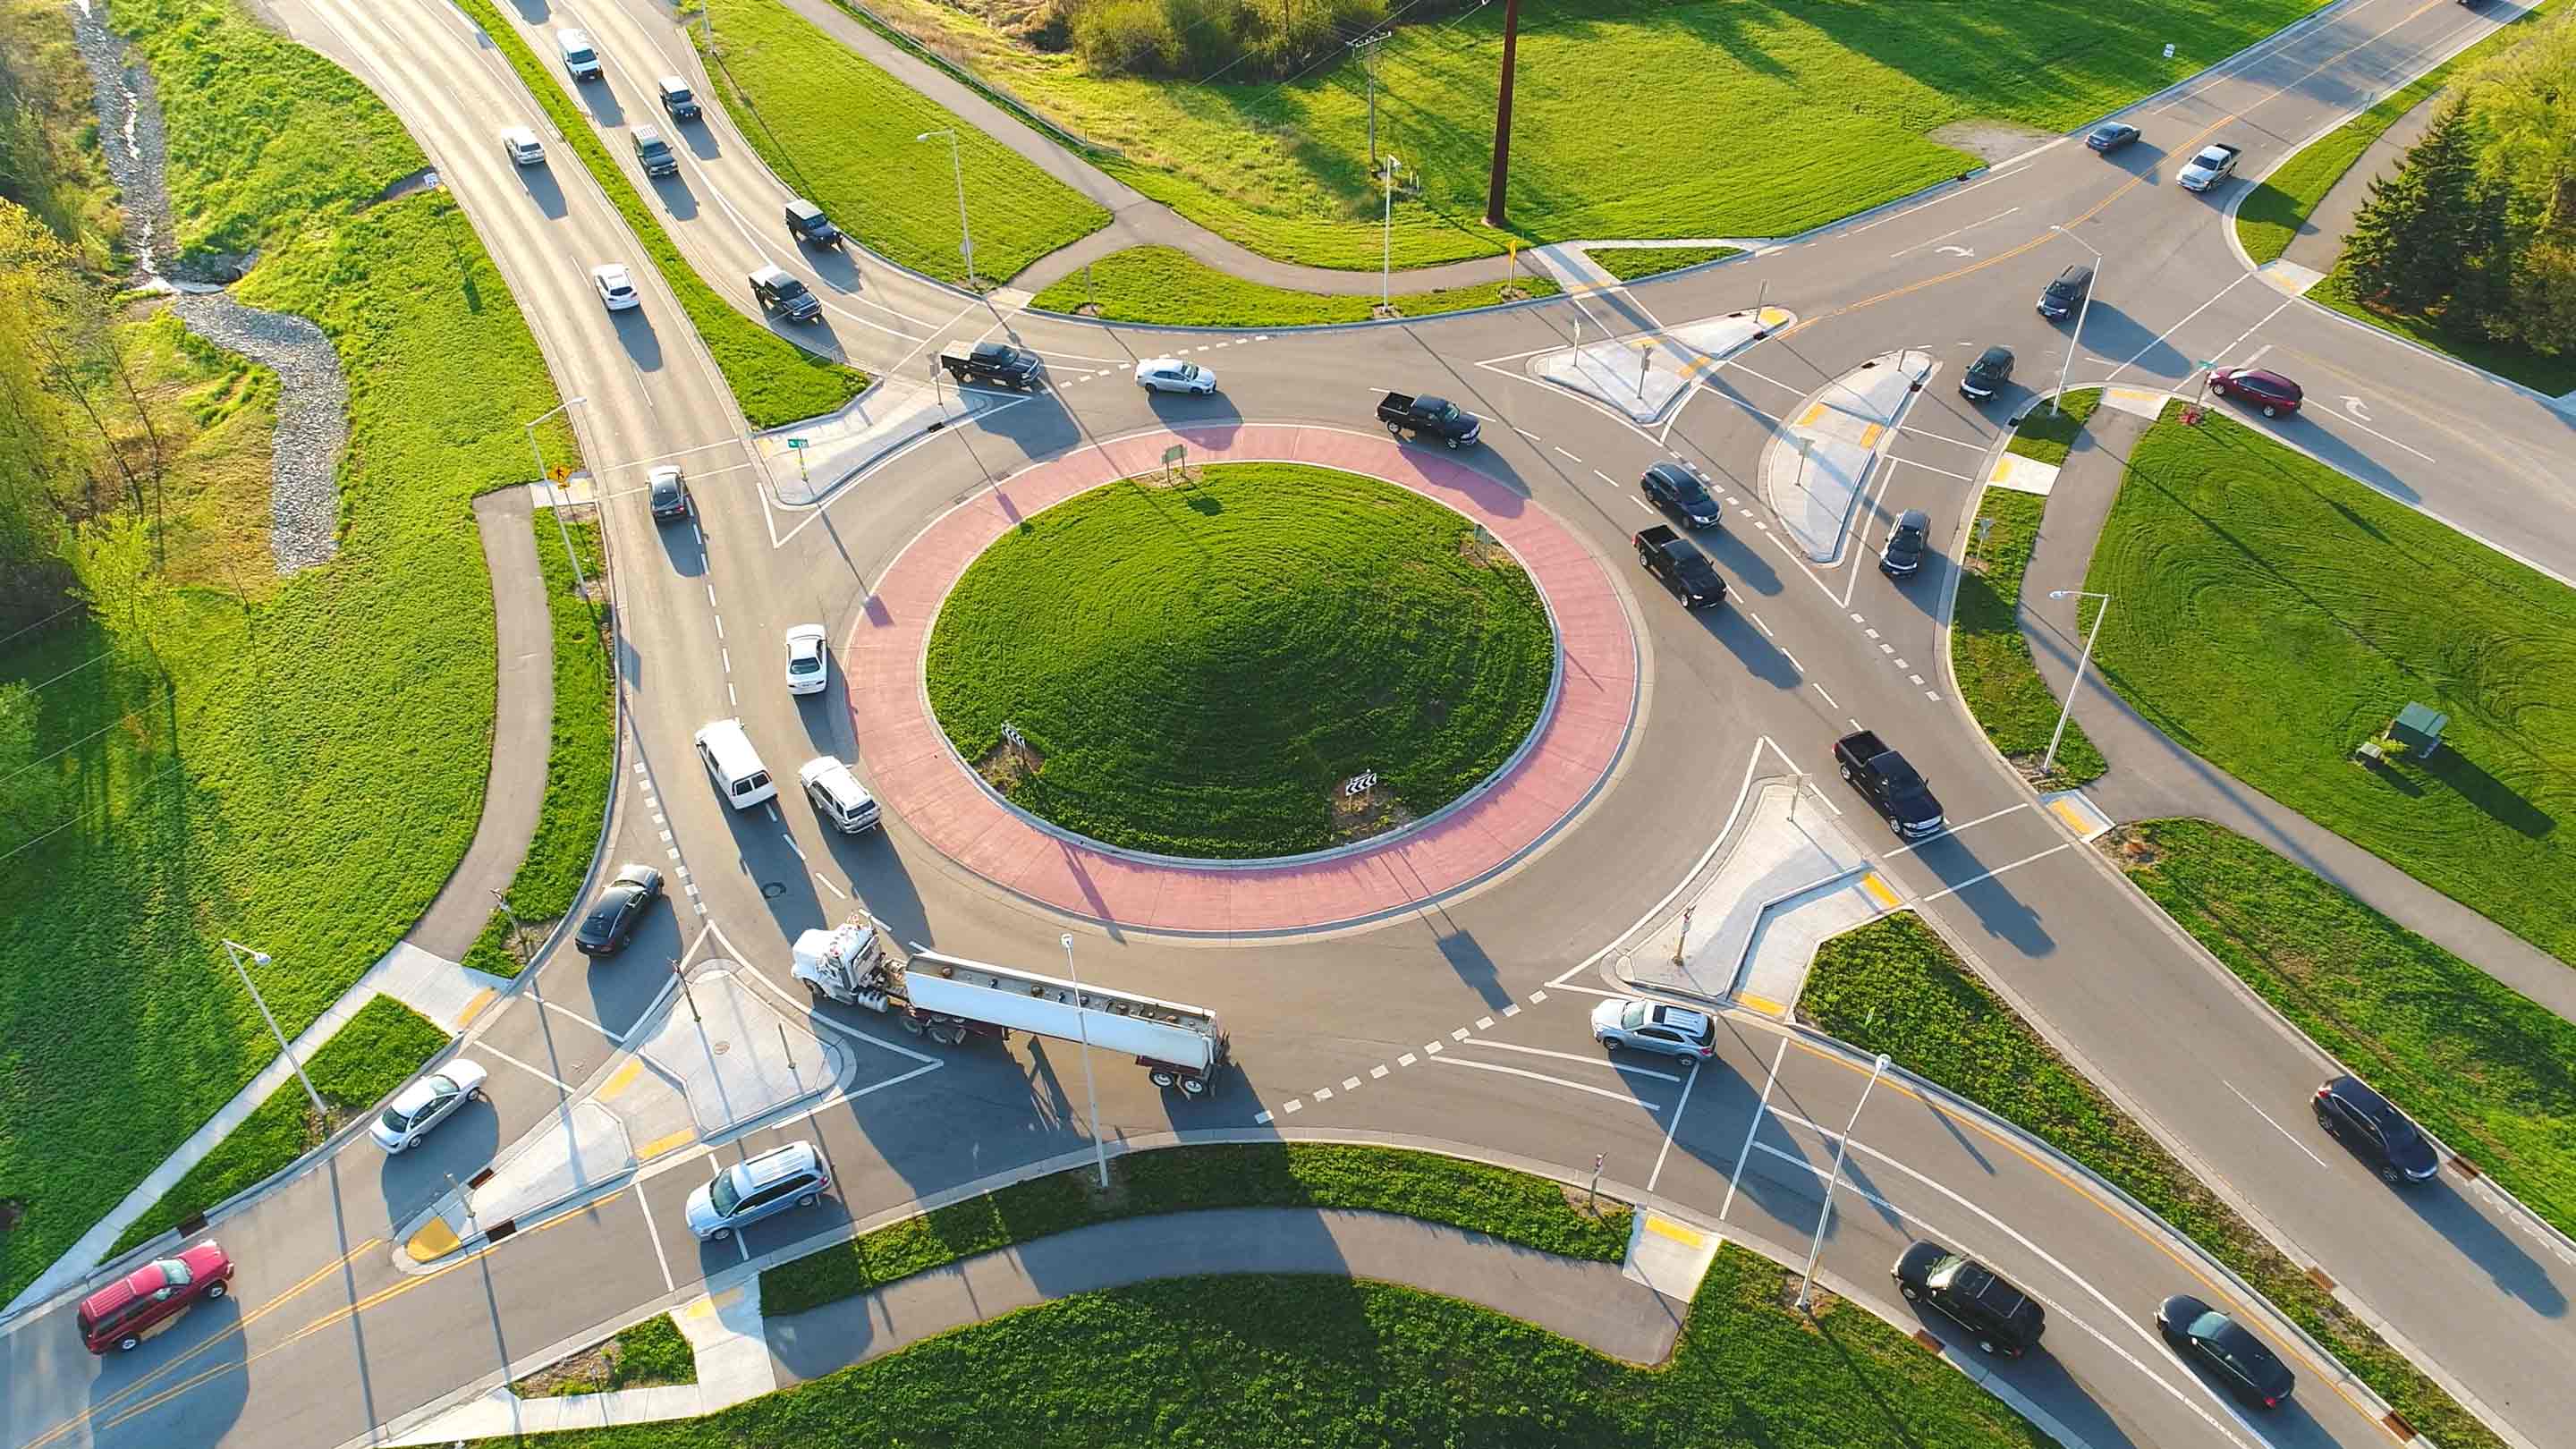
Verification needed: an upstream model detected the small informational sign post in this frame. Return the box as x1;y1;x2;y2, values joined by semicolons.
1162;443;1187;485
786;436;809;483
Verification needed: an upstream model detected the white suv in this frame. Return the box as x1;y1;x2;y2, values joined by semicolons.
1591;996;1715;1063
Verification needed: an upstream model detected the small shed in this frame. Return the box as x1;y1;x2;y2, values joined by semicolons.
2389;703;2450;758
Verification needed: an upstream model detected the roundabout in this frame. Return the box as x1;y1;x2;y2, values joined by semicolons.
847;426;1641;936
922;461;1555;860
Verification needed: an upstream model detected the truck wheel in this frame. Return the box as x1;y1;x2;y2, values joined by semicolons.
933;1022;967;1046
1149;1069;1176;1089
1838;763;1853;782
1385;421;1402;437
1181;1076;1207;1096
898;1013;926;1036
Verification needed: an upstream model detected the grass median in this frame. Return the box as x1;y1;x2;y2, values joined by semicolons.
926;463;1553;857
1025;243;1556;326
453;0;868;428
464;512;614;978
762;1142;1631;1316
2086;402;2576;964
839;0;2327;270
513;1314;698;1398
108;997;446;1256
2113;817;2576;1240
1;0;577;1301
486;1250;2054;1447
1585;245;1745;282
2307;261;2576;396
1801;912;2504;1449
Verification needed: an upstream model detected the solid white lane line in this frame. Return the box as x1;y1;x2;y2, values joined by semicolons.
2225;1080;2330;1169
1893;801;2034;845
814;873;846;899
1648;1060;1703;1193
1721;1037;1790;1221
2106;273;2251;384
1897;454;1975;482
475;1043;575;1095
533;995;614;1042
1918;842;2076;901
1461;1038;1682;1081
635;1182;677;1293
1428;1055;1664;1109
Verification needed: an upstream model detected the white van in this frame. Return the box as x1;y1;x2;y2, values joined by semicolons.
798;756;880;835
694;719;776;809
556;28;604;82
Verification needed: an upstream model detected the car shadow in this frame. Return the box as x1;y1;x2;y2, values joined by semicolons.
1895;830;2057;960
612;309;663;375
806;242;864;294
651;509;708;580
1699;525;1784;598
680;119;720;161
516;162;567;220
650;172;697;223
377;1093;504;1219
2398;1177;2568;1318
578;76;623;129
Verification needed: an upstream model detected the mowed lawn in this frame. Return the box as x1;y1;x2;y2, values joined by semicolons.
700;0;1108;286
480;1251;2055;1449
2085;404;2576;965
924;463;1554;857
846;0;2329;268
1024;242;1556;325
0;0;573;1300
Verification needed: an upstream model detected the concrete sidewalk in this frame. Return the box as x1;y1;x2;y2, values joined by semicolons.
2012;407;2576;1024
1767;350;1934;561
753;377;1032;505
1527;306;1794;424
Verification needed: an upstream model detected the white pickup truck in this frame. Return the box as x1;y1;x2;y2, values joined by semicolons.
2179;142;2241;191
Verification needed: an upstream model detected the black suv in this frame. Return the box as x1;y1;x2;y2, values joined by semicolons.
1893;1241;2046;1357
785;198;843;248
750;264;821;323
2037;263;2092;320
1640;462;1722;529
574;863;663;956
1879;509;1930;577
1960;344;2012;401
2313;1075;2439;1182
2157;1295;2293;1409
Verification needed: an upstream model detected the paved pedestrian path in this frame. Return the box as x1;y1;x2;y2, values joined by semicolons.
763;1208;1687;1384
2012;406;2576;1024
846;424;1639;936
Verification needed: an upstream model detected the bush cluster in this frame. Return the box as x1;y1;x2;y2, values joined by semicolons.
1068;0;1416;80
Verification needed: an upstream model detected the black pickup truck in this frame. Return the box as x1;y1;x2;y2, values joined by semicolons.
1634;525;1725;608
1377;392;1481;449
1834;729;1945;839
940;342;1042;388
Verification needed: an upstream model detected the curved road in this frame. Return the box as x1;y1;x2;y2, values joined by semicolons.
5;2;2572;1449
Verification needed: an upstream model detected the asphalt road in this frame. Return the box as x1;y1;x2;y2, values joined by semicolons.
7;2;2574;1448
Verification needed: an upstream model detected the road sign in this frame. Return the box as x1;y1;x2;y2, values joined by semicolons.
547;463;570;483
786;437;809;450
1162;445;1186;467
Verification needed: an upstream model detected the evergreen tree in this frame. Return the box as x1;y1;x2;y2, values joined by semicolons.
2347;94;2483;312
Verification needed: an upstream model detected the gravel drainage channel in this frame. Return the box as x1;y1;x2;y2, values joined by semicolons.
65;0;350;573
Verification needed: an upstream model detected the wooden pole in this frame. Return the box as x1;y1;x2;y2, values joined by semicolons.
1483;0;1521;227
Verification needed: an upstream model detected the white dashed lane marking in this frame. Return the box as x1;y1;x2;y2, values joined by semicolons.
1255;988;1559;1122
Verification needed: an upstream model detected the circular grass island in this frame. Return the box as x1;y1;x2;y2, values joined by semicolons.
924;462;1556;859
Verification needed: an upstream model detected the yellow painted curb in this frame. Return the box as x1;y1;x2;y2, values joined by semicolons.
685;1285;743;1320
1860;873;1902;910
405;1217;461;1262
1796;402;1827;428
597;1059;644;1100
2049;799;2092;833
638;1129;697;1162
454;987;498;1030
1857;422;1884;450
1645;1215;1707;1247
1736;992;1786;1017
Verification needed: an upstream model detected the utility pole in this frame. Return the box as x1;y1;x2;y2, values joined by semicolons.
1484;0;1521;227
1351;31;1389;171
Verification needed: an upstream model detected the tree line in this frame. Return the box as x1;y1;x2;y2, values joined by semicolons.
2343;11;2576;360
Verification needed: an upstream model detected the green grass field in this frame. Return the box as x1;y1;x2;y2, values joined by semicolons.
514;1314;698;1398
452;0;868;427
2307;261;2576;397
700;0;1107;286
464;513;614;977
2000;386;2099;466
840;0;2326;269
0;0;576;1301
2114;818;2576;1241
1025;243;1555;324
107;996;446;1256
925;463;1554;857
2086;403;2576;964
2235;0;2558;267
1801;914;2502;1449
494;1250;2053;1449
1952;487;2106;784
1586;245;1745;282
765;1142;1629;1315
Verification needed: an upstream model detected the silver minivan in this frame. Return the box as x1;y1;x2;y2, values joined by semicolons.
685;1142;830;1241
556;28;603;82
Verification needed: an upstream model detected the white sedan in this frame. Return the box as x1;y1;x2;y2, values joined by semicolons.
784;623;828;695
369;1059;489;1153
592;263;640;311
1135;357;1217;394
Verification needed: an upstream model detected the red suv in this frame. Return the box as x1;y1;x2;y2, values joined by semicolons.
2209;367;2303;417
78;1241;234;1353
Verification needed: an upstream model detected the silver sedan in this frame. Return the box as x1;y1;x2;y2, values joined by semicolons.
1135;357;1218;394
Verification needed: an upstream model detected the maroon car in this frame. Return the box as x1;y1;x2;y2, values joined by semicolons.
78;1240;234;1353
2210;367;2303;417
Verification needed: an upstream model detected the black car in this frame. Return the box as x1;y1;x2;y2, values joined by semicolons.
1893;1241;2046;1357
941;341;1042;387
1879;509;1931;577
2086;122;2140;154
785;198;843;248
2038;263;2092;320
1640;462;1722;529
574;863;664;956
1960;344;2013;401
2314;1075;2439;1182
2157;1295;2294;1410
648;466;691;521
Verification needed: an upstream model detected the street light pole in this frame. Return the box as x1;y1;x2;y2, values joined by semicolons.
1799;1051;1890;1310
2049;224;2103;418
2041;589;2111;777
1380;155;1402;309
1063;933;1109;1190
916;129;977;292
523;396;590;594
223;938;325;1117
